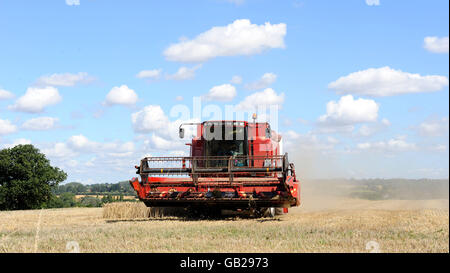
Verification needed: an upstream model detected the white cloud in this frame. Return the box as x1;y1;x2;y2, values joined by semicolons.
166;65;201;80
85;157;96;167
66;160;78;168
9;86;62;113
328;66;449;97
136;69;162;80
417;117;449;137
11;138;31;146
65;0;80;6
316;124;355;134
244;72;277;90
175;96;184;101
42;142;76;158
132;105;199;153
327;136;340;145
318;95;379;126
36;72;93;87
112;142;134;155
430;144;448;152
39;136;144;181
357;136;416;152
142;131;194;152
105;85;138;106
381;118;391;126
42;135;135;159
358;125;373;137
163;19;286;62
22;117;58;131
145;134;181;150
203;84;237;102
0;119;17;135
131;105;170;134
235;88;285;111
356;118;390;137
67;135;135;156
68;134;94;151
230;75;243;85
365;0;380;6
1;138;31;149
424;36;449;54
283;130;336;152
0;89;14;100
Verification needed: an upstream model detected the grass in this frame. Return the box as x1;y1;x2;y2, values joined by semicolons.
0;199;448;253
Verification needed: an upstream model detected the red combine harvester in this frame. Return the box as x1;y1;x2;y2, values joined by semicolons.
130;119;300;217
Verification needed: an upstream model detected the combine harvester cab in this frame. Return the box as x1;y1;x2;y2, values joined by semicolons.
130;120;300;217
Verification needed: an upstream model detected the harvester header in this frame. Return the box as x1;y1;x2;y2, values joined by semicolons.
130;119;300;217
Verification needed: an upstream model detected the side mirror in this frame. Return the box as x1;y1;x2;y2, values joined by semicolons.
265;127;271;138
179;127;185;139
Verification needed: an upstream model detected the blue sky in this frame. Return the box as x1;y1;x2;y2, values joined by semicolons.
0;0;448;183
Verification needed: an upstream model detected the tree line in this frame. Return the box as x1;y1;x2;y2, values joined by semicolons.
0;144;136;211
55;181;136;195
1;144;448;211
47;181;138;208
44;192;134;209
310;178;449;200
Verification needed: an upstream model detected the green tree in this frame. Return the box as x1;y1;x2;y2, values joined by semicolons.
79;196;102;207
0;144;67;210
43;195;65;208
59;192;77;207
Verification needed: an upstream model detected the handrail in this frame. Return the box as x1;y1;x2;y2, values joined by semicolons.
139;155;287;177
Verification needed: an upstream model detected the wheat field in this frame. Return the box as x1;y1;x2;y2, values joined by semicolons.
0;197;448;253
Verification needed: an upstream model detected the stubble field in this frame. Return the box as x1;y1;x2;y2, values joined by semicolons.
0;196;448;253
